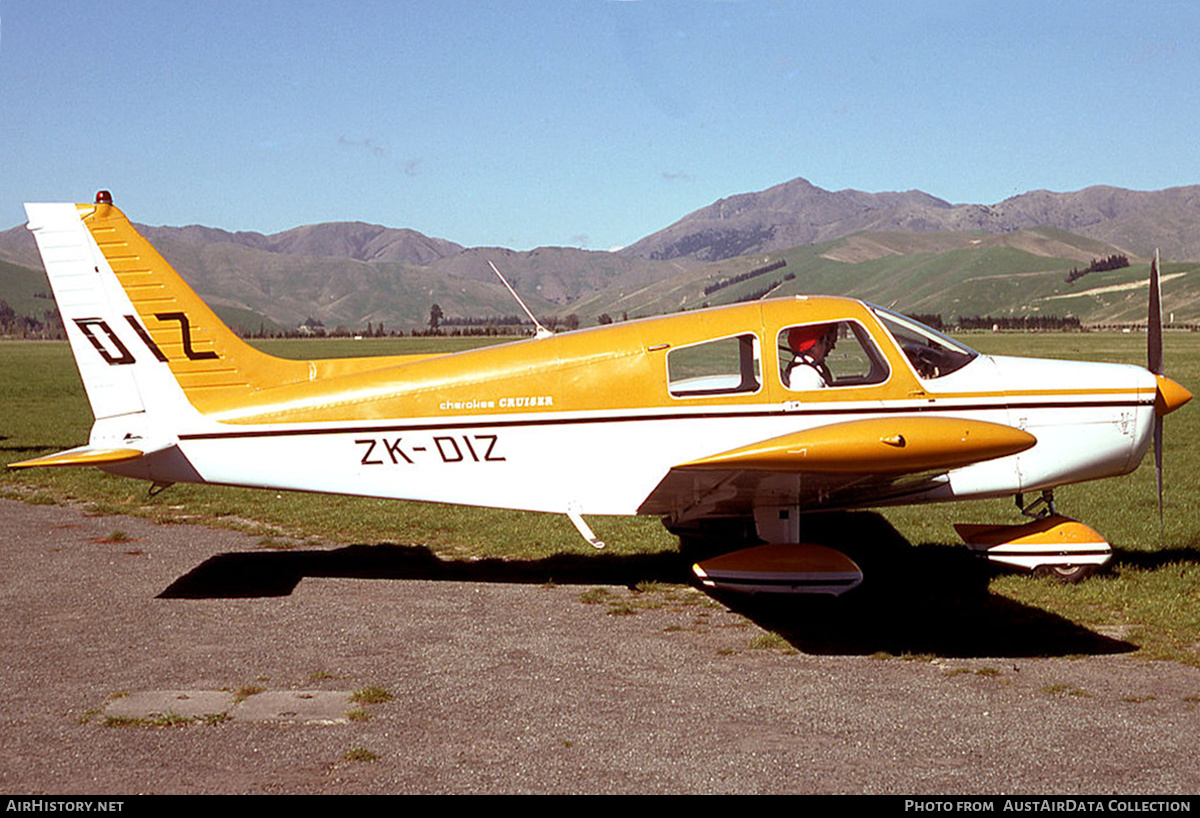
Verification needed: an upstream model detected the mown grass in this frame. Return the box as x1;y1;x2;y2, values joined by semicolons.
349;686;393;705
1;332;1198;663
343;747;378;763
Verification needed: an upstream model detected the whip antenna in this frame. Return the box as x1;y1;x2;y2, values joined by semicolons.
488;260;553;339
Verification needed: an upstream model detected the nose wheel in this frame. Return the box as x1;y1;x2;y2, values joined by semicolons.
956;509;1112;579
1034;563;1098;584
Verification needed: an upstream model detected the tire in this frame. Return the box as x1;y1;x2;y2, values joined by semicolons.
1034;563;1098;584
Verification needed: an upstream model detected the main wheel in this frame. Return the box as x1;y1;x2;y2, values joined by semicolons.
1034;563;1097;584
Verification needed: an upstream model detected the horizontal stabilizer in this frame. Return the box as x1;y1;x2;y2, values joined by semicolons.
680;417;1036;474
8;446;145;470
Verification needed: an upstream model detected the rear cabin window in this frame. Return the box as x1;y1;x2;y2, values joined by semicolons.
777;321;888;390
667;333;762;397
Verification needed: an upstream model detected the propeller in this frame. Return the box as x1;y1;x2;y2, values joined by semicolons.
1147;250;1193;536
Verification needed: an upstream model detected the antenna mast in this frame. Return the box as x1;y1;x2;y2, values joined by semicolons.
487;260;553;339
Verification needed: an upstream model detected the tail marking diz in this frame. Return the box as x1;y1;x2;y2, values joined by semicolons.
154;312;219;361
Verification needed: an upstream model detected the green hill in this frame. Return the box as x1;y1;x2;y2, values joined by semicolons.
0;259;52;319
574;228;1200;326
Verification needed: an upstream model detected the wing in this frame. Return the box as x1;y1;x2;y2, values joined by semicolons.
636;416;1036;518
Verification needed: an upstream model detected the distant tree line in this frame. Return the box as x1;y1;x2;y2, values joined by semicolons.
418;304;591;335
958;314;1082;331
413;324;536;337
595;312;628;324
239;325;320;339
1066;254;1130;283
0;300;63;339
441;314;525;327
237;317;404;339
890;313;1082;331
435;315;533;336
731;272;797;303
910;314;945;331
703;259;788;296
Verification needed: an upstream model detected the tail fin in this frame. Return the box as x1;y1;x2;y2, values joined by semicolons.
24;193;313;421
12;192;318;473
28;194;319;417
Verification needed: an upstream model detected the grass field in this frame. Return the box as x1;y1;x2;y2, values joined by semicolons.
2;332;1197;663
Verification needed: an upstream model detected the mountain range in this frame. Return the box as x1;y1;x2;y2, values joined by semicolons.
2;177;1198;330
622;178;1200;262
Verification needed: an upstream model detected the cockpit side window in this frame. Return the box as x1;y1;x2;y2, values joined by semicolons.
870;306;978;379
777;321;888;390
667;333;762;397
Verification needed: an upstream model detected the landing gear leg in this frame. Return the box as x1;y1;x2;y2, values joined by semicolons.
1015;488;1056;519
753;505;801;544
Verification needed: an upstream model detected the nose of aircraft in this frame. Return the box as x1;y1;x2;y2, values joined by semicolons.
1155;375;1192;416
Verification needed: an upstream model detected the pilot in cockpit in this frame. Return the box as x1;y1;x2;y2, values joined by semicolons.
782;323;837;389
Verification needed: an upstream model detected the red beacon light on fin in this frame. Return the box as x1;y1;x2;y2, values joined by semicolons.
95;190;113;205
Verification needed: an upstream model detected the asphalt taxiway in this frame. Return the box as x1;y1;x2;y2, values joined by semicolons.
2;497;1198;794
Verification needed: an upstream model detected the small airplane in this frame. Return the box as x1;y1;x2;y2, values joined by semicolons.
10;192;1192;595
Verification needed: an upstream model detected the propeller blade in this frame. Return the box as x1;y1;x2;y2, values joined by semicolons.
1148;249;1165;539
1149;249;1163;375
1154;416;1164;538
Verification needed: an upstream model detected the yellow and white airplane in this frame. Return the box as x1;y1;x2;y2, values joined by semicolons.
10;192;1192;594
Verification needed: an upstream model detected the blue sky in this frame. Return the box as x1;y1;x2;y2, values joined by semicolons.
2;1;1197;250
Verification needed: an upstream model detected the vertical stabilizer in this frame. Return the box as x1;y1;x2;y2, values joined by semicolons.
25;193;313;420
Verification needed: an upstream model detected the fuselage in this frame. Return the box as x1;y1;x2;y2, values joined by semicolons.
98;295;1161;520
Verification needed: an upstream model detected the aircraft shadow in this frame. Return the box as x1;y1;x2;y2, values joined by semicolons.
709;511;1138;659
159;544;692;598
159;511;1136;660
1113;546;1200;570
713;573;1136;659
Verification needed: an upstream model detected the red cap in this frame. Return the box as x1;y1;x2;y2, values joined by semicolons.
787;324;833;353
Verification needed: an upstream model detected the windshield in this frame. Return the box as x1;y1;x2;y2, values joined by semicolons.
870;305;978;379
